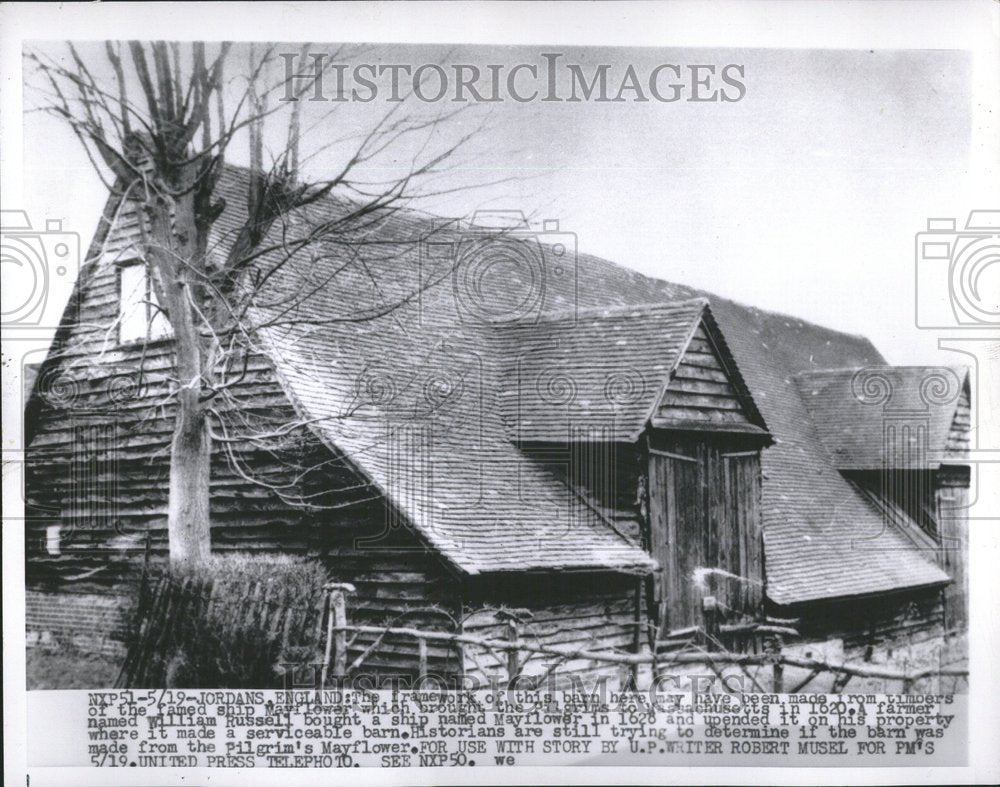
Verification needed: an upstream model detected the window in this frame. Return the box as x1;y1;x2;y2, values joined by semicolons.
118;261;171;343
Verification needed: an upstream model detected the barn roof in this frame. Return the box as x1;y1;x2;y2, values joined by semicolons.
495;299;767;443
795;367;970;470
237;171;951;599
42;166;956;601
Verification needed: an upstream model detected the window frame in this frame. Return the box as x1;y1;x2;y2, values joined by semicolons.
116;259;171;345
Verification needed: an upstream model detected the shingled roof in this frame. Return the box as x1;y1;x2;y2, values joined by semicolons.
240;186;951;600
705;305;952;604
795;367;970;470
47;166;956;602
495;299;767;443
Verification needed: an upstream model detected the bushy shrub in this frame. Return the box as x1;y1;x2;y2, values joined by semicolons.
123;553;329;688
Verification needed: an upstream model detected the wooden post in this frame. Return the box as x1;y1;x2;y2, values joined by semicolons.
321;583;355;688
634;639;653;692
631;580;643;689
702;595;719;646
506;619;520;682
332;584;355;680
320;598;335;690
765;630;784;693
417;637;429;683
772;661;784;693
901;657;913;695
496;609;529;684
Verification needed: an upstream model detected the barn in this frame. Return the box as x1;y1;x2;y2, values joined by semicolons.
24;166;970;685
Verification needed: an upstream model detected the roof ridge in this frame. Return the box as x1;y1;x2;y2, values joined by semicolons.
795;364;970;379
498;297;709;328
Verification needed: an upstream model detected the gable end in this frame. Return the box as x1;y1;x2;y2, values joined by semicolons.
651;314;769;436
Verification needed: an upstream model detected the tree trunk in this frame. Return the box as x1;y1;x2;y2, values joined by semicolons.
168;389;212;566
146;184;214;567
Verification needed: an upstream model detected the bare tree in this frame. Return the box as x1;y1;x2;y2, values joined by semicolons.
28;41;498;566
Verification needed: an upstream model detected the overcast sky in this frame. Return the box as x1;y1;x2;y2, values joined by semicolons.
19;43;974;365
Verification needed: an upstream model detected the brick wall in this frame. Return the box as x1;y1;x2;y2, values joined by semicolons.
26;589;130;657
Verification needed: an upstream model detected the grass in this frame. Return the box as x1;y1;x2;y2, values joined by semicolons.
26;647;122;690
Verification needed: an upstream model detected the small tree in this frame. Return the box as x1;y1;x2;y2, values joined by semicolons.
29;42;496;565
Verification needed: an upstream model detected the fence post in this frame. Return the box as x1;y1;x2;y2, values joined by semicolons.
322;583;355;688
772;662;784;694
901;657;913;694
417;637;429;684
765;631;784;693
506;619;520;681
702;595;719;646
496;609;527;684
634;637;653;692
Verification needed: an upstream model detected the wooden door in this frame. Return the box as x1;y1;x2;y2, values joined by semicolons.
649;445;704;633
647;439;763;636
717;450;763;615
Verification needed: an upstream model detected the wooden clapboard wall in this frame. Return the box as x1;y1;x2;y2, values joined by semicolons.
781;587;947;657
461;572;638;689
936;466;969;632
939;380;970;630
656;323;756;429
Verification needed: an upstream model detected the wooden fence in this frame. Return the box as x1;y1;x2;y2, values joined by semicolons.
319;584;967;694
119;578;969;694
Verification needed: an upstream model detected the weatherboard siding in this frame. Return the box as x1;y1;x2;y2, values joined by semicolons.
461;573;638;689
936;466;969;630
657;323;755;428
322;539;465;682
778;587;947;659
